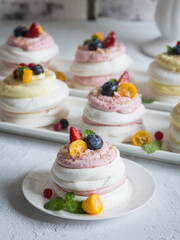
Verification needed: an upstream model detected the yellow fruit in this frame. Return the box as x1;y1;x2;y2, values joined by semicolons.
38;24;43;34
117;83;137;98
92;32;103;41
82;194;103;215
22;69;33;84
55;71;66;82
132;131;151;147
69;140;87;157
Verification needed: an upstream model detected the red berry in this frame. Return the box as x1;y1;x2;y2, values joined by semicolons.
53;122;62;131
103;31;116;48
43;188;53;199
28;63;35;68
25;22;39;38
19;63;27;67
177;41;180;46
13;69;18;79
118;71;129;85
154;131;164;141
70;127;82;143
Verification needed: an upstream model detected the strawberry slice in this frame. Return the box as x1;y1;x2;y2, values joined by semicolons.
177;41;180;46
118;71;129;85
25;22;39;38
70;127;82;143
103;31;116;48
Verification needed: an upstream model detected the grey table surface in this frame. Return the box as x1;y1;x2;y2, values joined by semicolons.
0;20;180;240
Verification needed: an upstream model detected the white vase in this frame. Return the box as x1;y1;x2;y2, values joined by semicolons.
143;0;180;57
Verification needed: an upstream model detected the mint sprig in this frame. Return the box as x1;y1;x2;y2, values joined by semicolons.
83;39;91;46
167;45;172;54
82;129;96;139
44;192;85;214
144;140;162;154
142;99;154;104
108;79;117;84
16;66;29;81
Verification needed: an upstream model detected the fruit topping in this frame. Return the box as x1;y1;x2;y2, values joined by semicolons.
55;71;66;82
60;119;69;129
19;63;28;67
82;194;103;215
171;46;180;55
70;127;82;143
117;83;137;98
102;81;117;96
16;66;29;80
22;69;33;84
14;26;27;37
132;131;151;147
38;24;43;34
85;134;103;150
53;122;62;131
13;69;18;79
28;63;35;68
92;32;103;41
154;131;164;141
43;188;53;199
69;140;87;157
177;41;180;46
88;39;103;51
103;31;116;48
118;71;129;85
25;22;39;38
31;64;44;75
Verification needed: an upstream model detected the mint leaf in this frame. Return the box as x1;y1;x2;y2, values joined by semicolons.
44;197;66;211
144;140;162;154
65;192;75;203
82;129;96;139
16;66;29;81
108;79;117;84
142;99;154;104
167;45;172;54
91;35;98;40
83;39;91;46
66;200;85;214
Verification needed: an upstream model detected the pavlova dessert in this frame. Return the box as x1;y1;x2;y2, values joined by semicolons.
147;42;180;104
0;22;59;76
80;72;145;142
70;31;133;90
0;63;69;127
168;102;180;153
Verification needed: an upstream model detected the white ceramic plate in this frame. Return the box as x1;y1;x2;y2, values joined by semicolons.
49;58;175;112
0;96;179;164
22;159;155;220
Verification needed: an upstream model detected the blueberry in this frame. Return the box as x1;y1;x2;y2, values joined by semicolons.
85;134;103;150
88;39;103;51
102;81;117;96
60;119;69;129
14;26;27;37
171;46;180;55
31;64;44;75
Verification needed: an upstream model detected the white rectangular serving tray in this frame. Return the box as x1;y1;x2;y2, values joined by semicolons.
0;96;179;164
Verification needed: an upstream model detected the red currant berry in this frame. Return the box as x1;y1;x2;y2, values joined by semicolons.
177;41;180;46
19;63;27;67
154;131;164;141
28;63;35;68
13;69;18;79
53;122;62;131
43;188;53;199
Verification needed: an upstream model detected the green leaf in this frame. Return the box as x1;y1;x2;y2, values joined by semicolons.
82;129;96;139
65;192;75;203
144;140;162;154
83;39;91;46
167;45;172;54
108;78;117;84
16;66;29;80
66;200;85;214
142;99;154;104
91;35;98;40
44;197;66;211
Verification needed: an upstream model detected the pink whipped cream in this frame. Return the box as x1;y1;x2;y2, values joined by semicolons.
7;32;54;51
88;88;142;114
75;44;126;63
56;142;117;169
74;72;123;87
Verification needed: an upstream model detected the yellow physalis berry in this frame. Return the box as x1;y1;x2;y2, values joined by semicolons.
22;69;33;84
92;32;103;41
69;140;87;157
132;131;151;147
55;71;66;82
117;83;137;98
82;194;103;215
38;24;43;34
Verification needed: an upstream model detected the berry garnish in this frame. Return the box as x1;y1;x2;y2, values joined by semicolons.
102;81;117;96
103;31;116;48
25;22;39;38
28;63;35;68
43;188;53;199
118;71;129;85
70;127;82;143
19;63;28;67
53;122;62;131
85;134;103;150
14;26;27;37
88;39;103;51
154;131;164;141
60;119;69;129
177;41;180;46
171;46;180;55
13;69;18;79
31;64;44;75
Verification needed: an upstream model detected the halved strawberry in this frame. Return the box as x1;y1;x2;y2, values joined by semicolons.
177;41;180;46
70;127;82;143
103;31;116;48
25;23;39;38
118;71;129;85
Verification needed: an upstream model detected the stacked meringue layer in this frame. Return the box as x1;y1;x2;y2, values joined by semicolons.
51;142;127;209
80;88;145;142
71;44;133;90
168;103;180;153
